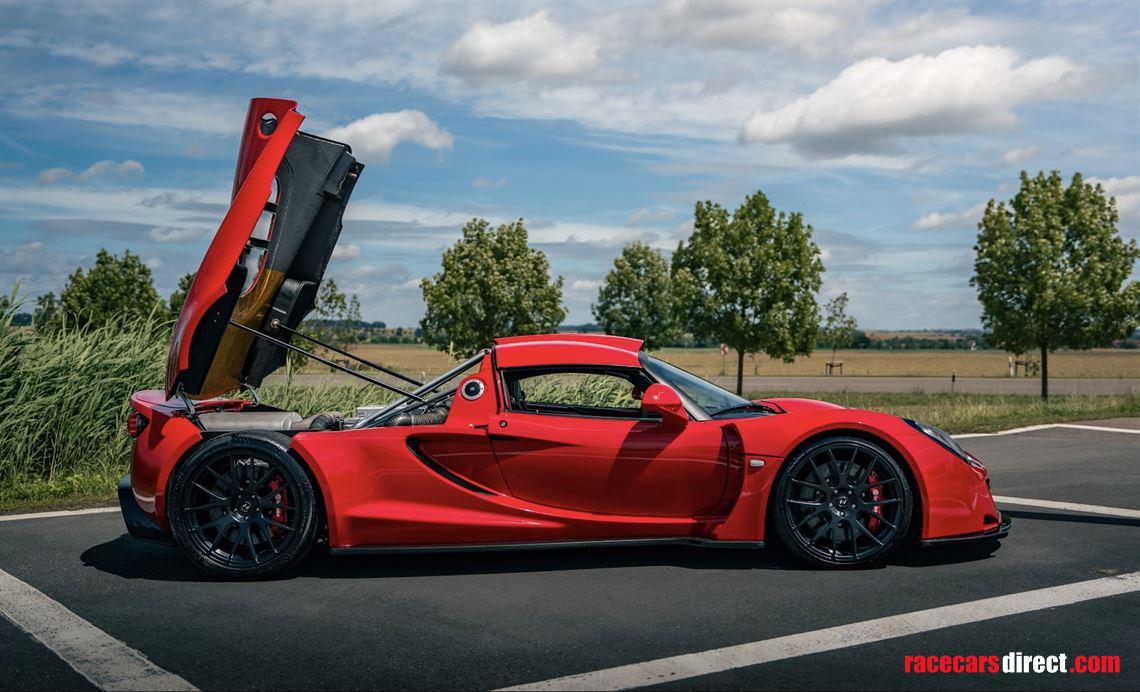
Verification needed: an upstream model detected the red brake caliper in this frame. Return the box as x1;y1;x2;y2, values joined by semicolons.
268;477;288;538
866;471;883;532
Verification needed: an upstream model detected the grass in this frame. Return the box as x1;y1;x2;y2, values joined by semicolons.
1;309;1135;512
748;390;1140;434
342;343;1140;379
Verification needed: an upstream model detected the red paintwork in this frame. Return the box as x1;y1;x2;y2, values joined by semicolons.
129;335;1001;548
493;334;644;369
640;383;687;424
165;98;303;398
134;99;1002;553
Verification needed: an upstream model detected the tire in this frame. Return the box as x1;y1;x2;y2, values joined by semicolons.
772;436;913;568
167;432;319;580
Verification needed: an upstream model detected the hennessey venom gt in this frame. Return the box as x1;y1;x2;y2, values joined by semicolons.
120;98;1009;579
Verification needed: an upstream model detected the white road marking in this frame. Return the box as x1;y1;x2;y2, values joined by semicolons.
0;568;196;691
955;423;1140;439
0;507;118;523
499;571;1140;691
994;495;1140;519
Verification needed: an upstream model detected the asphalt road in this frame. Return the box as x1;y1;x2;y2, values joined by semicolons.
269;372;1140;395
1;424;1137;691
710;376;1140;395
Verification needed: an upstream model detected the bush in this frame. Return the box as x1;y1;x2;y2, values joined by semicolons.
0;307;392;508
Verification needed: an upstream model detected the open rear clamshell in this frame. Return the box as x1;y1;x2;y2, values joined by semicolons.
166;98;364;399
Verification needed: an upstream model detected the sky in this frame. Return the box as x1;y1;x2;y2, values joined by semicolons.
0;0;1137;329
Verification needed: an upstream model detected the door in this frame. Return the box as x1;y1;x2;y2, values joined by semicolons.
490;369;729;517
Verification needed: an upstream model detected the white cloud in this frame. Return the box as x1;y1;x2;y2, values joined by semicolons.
148;226;209;243
740;46;1083;157
37;159;144;184
322;111;453;163
1089;176;1140;227
332;243;362;261
912;202;988;230
46;40;135;67
1001;144;1039;166
652;0;850;51
851;8;1014;58
37;167;73;184
444;11;599;83
7;86;245;136
570;278;601;291
627;206;677;226
472;176;507;189
18;241;44;252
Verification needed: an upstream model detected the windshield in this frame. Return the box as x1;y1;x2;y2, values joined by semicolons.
641;355;752;417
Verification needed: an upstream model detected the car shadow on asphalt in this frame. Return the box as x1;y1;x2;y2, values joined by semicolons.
80;533;1003;582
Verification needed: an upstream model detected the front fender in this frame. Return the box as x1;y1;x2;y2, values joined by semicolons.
716;407;1000;542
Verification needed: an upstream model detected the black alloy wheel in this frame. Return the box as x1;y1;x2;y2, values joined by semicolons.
772;436;912;567
168;432;318;580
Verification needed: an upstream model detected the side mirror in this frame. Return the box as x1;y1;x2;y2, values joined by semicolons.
641;384;687;426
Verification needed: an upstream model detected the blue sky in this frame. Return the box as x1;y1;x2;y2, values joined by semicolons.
1;0;1137;328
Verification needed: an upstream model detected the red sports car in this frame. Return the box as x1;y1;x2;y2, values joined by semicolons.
120;99;1009;579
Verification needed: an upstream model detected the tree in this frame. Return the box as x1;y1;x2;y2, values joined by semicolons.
592;241;679;349
672;191;824;394
972;171;1140;400
168;272;196;317
285;278;363;372
50;249;164;330
33;292;58;328
822;292;858;362
420;218;565;357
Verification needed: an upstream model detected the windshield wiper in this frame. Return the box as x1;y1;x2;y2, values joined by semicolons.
711;402;770;418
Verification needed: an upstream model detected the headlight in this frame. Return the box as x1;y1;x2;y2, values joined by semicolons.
903;418;985;469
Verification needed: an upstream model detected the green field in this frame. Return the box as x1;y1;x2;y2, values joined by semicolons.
342;343;1140;379
2;317;1136;512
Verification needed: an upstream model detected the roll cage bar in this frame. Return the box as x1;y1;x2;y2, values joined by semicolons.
230;318;485;429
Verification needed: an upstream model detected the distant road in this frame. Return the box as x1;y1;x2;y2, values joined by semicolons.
712;375;1140;395
269;372;1140;395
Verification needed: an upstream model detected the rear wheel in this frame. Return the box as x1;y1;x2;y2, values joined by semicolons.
167;432;318;580
772;436;912;567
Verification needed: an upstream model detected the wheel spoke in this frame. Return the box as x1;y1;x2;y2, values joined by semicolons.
855;454;877;485
809;519;832;545
199;514;234;531
186;501;226;512
791;479;826;492
244;524;259;565
870;515;898;531
874;498;901;506
864;477;896;491
807;457;828;485
850;521;860;560
824;448;841;483
191;481;226;502
263;517;294;532
208;521;235;551
852;517;885;546
786;498;824;507
253;466;276;492
794;508;827;529
257;523;280;555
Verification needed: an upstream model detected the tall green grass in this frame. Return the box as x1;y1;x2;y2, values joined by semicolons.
747;390;1140;433
0;307;391;509
1;302;1136;511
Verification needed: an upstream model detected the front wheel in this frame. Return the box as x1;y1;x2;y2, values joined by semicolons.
772;436;912;567
167;432;319;580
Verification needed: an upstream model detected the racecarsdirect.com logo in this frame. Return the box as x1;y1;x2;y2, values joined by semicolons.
904;652;1121;675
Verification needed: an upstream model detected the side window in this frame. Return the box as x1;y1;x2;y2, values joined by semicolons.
504;369;651;419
